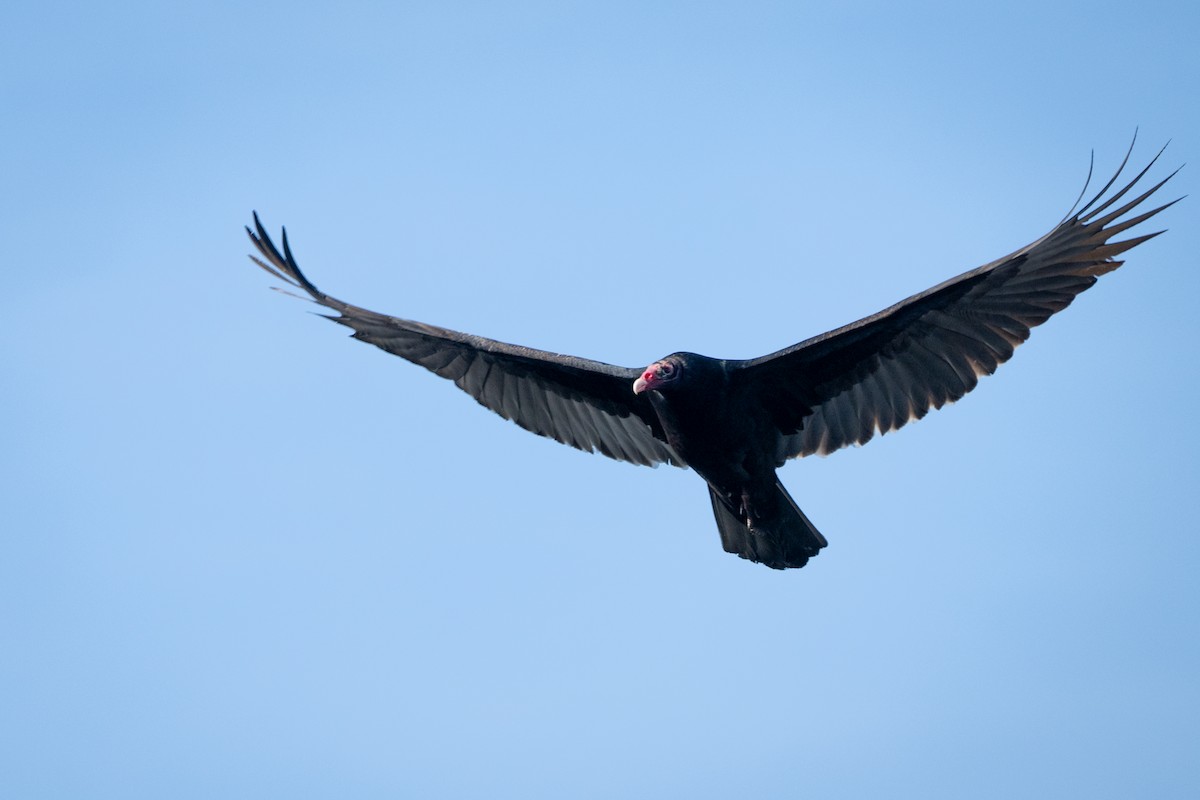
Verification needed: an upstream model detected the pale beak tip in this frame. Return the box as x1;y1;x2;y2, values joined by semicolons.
633;376;649;394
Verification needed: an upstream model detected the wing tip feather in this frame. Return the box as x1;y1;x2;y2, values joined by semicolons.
246;211;327;304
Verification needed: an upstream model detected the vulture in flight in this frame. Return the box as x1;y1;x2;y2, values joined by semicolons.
247;143;1178;570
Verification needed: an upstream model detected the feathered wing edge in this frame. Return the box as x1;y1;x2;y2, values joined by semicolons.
733;140;1182;462
245;214;685;468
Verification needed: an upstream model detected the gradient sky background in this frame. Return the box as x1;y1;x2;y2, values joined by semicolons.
3;2;1198;798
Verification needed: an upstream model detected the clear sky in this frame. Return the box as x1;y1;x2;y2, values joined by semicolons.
3;2;1198;798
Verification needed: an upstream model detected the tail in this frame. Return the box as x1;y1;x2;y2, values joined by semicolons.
708;482;828;570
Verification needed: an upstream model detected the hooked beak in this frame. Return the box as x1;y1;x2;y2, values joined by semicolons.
633;376;650;394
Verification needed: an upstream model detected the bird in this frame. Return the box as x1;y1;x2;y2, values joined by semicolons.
246;141;1178;570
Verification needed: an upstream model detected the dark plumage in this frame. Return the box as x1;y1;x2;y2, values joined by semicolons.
247;142;1178;570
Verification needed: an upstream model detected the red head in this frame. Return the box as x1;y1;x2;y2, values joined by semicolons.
633;358;682;394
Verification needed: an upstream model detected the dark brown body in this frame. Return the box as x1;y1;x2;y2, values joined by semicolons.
642;353;828;567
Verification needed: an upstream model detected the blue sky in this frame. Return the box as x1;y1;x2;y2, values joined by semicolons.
3;2;1198;798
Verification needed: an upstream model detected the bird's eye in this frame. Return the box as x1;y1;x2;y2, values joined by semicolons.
658;363;674;378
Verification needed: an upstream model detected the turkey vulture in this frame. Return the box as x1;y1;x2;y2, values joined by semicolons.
247;143;1178;570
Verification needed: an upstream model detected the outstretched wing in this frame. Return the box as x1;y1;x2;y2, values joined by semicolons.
734;141;1181;462
246;215;684;468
